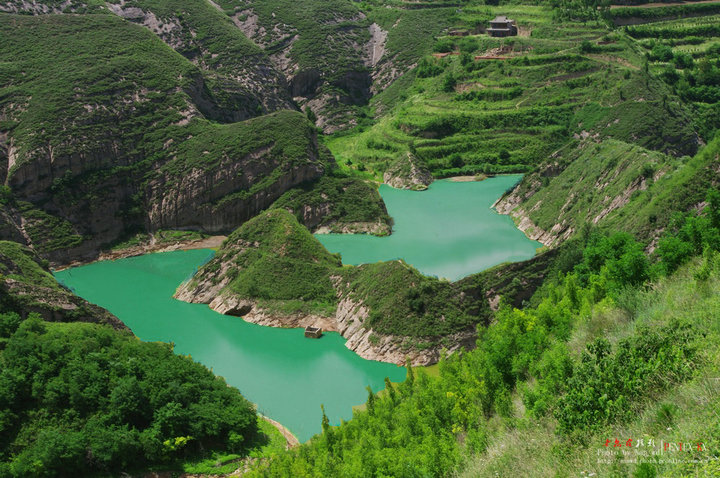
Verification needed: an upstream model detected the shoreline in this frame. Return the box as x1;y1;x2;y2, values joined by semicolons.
260;415;300;449
445;174;489;182
53;235;227;272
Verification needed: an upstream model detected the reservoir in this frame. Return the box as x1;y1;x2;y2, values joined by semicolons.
55;249;406;443
317;175;541;281
55;175;539;442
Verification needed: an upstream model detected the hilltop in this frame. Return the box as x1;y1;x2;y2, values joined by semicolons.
0;11;390;265
175;208;564;364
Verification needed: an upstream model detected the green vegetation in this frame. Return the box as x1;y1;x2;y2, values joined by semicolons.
611;2;720;24
224;211;340;312
0;14;369;257
272;168;392;233
629;13;720;141
181;418;287;475
213;0;454;126
3;0;720;475
0;241;123;330
109;230;209;252
507;129;720;248
0;243;280;476
0;317;258;476
0;241;57;290
186;209;341;316
186;208;534;339
326;5;695;183
340;260;475;337
248;191;720;477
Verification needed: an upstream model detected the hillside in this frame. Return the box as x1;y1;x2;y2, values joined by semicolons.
0;240;289;476
247;202;720;476
326;5;697;185
175;208;566;365
212;0;455;131
497;5;720;246
0;240;124;330
2;0;720;475
0;13;390;265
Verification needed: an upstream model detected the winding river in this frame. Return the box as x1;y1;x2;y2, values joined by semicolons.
55;175;540;442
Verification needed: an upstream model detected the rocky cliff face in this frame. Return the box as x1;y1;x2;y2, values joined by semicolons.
0;240;126;330
383;152;433;191
220;1;386;132
145;143;325;233
0;14;343;264
174;275;471;366
172;209;484;366
105;0;295;119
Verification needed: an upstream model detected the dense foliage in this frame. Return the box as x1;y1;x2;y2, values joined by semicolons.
338;261;476;338
0;318;258;476
555;321;697;436
249;214;717;476
184;209;485;337
209;209;342;315
327;5;696;182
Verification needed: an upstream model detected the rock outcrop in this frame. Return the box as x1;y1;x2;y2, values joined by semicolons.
383;153;433;191
0;240;127;330
175;277;473;366
172;210;485;366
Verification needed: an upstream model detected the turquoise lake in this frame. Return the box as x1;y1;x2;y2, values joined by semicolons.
317;175;541;281
55;175;540;442
55;249;406;443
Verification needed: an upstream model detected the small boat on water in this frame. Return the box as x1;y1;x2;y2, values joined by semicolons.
304;326;322;338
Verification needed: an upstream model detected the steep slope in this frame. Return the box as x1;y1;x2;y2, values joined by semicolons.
494;5;720;248
212;0;454;131
175;208;563;365
0;240;124;329
326;6;698;189
246;221;720;477
105;0;295;118
173;209;474;365
0;15;329;263
497;130;720;247
0;0;294;118
270;169;392;235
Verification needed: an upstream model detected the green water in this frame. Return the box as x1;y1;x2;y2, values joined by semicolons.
55;249;406;443
55;176;538;443
316;175;541;281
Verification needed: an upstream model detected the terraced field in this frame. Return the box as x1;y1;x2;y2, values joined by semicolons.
624;7;720;139
326;5;695;181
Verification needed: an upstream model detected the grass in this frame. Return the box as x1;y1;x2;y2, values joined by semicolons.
0;14;365;257
0;240;57;289
325;5;696;185
212;0;455;128
185;209;342;316
183;208;572;343
502;6;720;246
457;256;720;477
510;138;675;242
270;168;392;233
181;416;287;474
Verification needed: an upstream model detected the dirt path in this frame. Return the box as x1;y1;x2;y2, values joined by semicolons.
260;415;300;449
